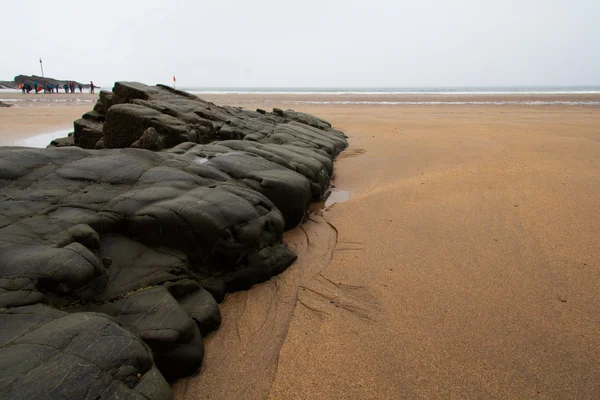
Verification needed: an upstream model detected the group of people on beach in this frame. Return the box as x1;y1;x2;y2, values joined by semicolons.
19;81;96;94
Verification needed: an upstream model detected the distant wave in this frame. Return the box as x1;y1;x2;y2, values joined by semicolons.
186;86;600;95
262;100;600;106
191;90;600;95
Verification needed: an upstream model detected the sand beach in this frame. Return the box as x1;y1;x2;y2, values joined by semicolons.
1;91;599;398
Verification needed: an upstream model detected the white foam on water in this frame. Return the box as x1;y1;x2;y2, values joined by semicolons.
192;91;600;95
188;88;600;95
268;100;600;106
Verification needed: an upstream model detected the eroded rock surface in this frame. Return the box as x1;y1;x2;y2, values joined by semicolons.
1;82;347;399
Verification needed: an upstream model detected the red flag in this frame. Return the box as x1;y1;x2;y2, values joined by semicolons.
173;75;176;83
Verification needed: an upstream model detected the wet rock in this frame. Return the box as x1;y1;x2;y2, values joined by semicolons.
82;110;106;123
67;82;347;163
0;145;297;390
0;304;172;400
132;127;164;150
104;104;192;148
73;117;103;148
1;82;348;398
47;135;74;148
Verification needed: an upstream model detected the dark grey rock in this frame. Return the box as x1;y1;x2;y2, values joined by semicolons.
104;104;192;148
47;135;74;148
76;82;346;162
74;118;103;148
0;145;298;390
0;304;172;400
132;127;164;150
1;82;348;399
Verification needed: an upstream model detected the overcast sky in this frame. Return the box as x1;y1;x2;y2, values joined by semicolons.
3;0;599;88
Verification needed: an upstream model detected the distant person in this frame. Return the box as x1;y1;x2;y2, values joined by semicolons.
63;83;69;93
20;81;25;94
78;83;83;93
24;83;32;93
33;81;38;93
55;83;59;93
90;81;95;94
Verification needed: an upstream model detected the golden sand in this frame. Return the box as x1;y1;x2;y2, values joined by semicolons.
175;101;600;399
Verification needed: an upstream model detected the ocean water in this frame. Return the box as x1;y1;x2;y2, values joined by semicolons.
2;86;600;108
182;86;600;106
266;100;600;106
184;86;600;95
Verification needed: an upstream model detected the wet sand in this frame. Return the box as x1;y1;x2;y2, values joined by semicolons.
1;94;599;398
174;100;600;399
0;92;96;145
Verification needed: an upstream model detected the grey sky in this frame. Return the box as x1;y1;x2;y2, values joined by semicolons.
3;0;599;87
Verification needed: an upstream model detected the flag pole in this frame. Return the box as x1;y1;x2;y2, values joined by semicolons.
39;57;44;78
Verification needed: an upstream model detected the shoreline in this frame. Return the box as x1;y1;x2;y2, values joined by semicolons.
192;92;600;105
0;103;88;146
2;92;600;109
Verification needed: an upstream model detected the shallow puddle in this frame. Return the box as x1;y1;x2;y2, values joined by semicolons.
309;188;350;213
2;130;70;148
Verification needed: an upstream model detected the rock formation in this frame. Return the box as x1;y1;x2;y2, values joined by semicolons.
0;81;17;89
0;101;12;108
12;74;90;89
1;82;347;399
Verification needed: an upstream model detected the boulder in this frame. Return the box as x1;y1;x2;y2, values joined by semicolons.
132;127;164;150
47;134;74;148
73;118;103;148
103;104;194;148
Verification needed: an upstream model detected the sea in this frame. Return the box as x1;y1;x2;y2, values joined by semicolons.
2;86;600;107
183;86;600;106
183;86;600;95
